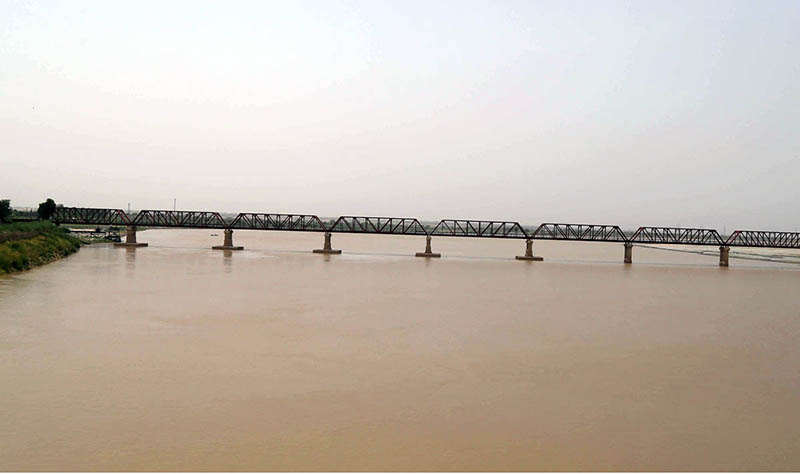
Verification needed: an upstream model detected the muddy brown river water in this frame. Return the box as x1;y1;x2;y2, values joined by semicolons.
1;229;799;470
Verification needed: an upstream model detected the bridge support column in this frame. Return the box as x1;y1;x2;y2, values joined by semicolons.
213;229;243;250
416;235;441;258
114;225;148;247
719;246;730;267
624;243;633;264
313;232;341;254
516;239;543;261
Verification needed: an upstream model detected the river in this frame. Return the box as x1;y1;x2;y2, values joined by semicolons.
1;229;799;470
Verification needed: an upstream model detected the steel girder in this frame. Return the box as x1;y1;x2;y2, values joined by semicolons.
131;210;229;229
329;216;428;235
52;207;131;226
532;223;628;242
431;220;528;239
629;227;723;245
229;213;327;232
725;230;800;248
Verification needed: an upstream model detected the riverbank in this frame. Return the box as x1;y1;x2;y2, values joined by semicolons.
0;221;82;274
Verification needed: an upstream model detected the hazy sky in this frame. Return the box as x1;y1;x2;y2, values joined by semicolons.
1;0;798;229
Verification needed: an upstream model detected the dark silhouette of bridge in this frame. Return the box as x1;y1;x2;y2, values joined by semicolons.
52;207;800;266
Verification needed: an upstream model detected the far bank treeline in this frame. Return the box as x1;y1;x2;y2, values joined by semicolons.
0;198;82;274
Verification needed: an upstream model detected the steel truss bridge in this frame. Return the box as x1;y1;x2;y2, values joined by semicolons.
52;207;800;265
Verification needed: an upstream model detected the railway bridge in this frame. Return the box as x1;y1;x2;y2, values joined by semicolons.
52;207;800;267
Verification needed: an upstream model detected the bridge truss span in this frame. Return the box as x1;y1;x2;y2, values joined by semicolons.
630;227;723;246
132;210;229;229
49;205;800;262
532;223;628;242
229;213;327;232
725;230;800;248
431;220;528;239
330;216;428;235
52;207;131;226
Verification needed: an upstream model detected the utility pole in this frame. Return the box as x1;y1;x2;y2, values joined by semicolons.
173;198;176;211
127;202;130;214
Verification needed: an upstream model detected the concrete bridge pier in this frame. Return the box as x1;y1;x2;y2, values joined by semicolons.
719;246;730;267
516;239;543;261
212;229;243;250
624;243;633;264
114;226;148;247
313;232;342;254
415;235;441;258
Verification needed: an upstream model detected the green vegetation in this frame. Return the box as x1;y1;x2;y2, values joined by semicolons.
0;221;82;274
0;199;11;223
0;220;58;234
0;198;54;222
37;198;56;220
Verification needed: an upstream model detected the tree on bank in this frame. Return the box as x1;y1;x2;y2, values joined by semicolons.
0;200;11;223
37;198;57;220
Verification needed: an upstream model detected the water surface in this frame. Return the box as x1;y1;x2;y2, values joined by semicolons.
1;229;799;470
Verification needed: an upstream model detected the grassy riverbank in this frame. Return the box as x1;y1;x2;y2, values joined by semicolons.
0;221;82;274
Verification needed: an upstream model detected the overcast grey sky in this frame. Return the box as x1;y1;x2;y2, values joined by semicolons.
1;0;798;229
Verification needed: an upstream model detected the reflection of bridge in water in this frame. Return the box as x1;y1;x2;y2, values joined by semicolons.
52;207;800;267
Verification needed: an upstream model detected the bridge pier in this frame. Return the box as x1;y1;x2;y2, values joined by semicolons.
114;225;148;247
719;246;730;267
516;239;543;261
313;232;341;254
212;229;243;250
624;243;633;264
415;235;441;258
